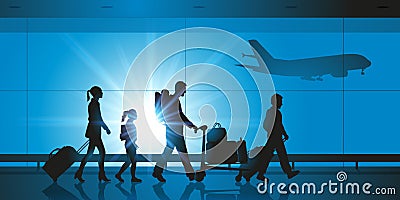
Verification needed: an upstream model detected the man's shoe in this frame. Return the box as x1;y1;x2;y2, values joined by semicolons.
131;177;142;183
243;174;251;182
287;170;300;179
256;174;269;183
152;172;166;182
187;173;195;181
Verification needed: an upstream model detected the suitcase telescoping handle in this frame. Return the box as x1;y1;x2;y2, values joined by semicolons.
77;140;90;153
48;140;89;159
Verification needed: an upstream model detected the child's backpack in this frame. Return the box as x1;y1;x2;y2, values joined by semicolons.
120;124;129;141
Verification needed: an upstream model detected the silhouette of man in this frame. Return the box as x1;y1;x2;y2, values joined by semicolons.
153;81;197;182
244;93;299;181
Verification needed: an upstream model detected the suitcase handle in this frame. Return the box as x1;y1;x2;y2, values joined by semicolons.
49;148;61;159
77;140;90;153
212;122;221;128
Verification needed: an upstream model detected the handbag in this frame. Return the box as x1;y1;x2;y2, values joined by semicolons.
207;122;227;143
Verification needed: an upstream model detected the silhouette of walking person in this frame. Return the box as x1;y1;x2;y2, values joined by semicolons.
152;81;198;182
115;109;142;183
74;86;111;183
243;94;299;181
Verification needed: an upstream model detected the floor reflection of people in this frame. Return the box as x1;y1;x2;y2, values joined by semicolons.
196;182;240;200
42;182;80;200
153;181;244;200
74;181;110;200
237;182;289;200
179;183;198;200
115;182;140;200
74;182;91;200
152;182;171;200
98;182;110;200
152;182;199;200
151;177;289;200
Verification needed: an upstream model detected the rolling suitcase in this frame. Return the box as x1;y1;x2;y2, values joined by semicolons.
42;140;89;182
236;146;272;182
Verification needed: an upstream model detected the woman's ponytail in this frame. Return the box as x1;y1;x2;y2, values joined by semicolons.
86;90;91;102
87;86;102;101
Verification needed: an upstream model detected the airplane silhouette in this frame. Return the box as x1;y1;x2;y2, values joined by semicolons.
237;40;372;81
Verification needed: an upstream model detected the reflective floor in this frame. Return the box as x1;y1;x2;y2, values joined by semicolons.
1;166;399;199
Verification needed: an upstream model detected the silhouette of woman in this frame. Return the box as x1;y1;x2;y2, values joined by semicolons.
115;109;142;182
74;86;111;182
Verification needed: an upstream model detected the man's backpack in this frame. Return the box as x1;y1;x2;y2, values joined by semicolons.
155;91;164;123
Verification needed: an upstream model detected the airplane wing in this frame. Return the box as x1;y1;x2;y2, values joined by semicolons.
235;64;269;73
250;47;266;69
248;40;269;72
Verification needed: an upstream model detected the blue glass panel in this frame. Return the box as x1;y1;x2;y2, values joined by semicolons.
344;19;400;90
0;91;27;154
344;91;400;154
0;33;27;90
28;90;124;153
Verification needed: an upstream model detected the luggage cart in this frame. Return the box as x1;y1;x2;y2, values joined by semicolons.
194;124;249;182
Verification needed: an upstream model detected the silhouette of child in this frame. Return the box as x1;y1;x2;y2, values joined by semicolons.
115;109;142;182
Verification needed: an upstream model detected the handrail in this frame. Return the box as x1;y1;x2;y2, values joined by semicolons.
1;154;399;169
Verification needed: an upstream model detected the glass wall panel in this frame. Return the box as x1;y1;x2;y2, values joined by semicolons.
0;19;27;90
344;19;400;90
1;17;399;168
28;90;124;154
344;91;400;154
0;92;27;154
187;18;344;91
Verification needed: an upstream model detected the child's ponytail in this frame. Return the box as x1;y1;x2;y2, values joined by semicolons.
122;111;128;122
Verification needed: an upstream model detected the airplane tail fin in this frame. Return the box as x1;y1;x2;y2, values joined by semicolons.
249;40;275;65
